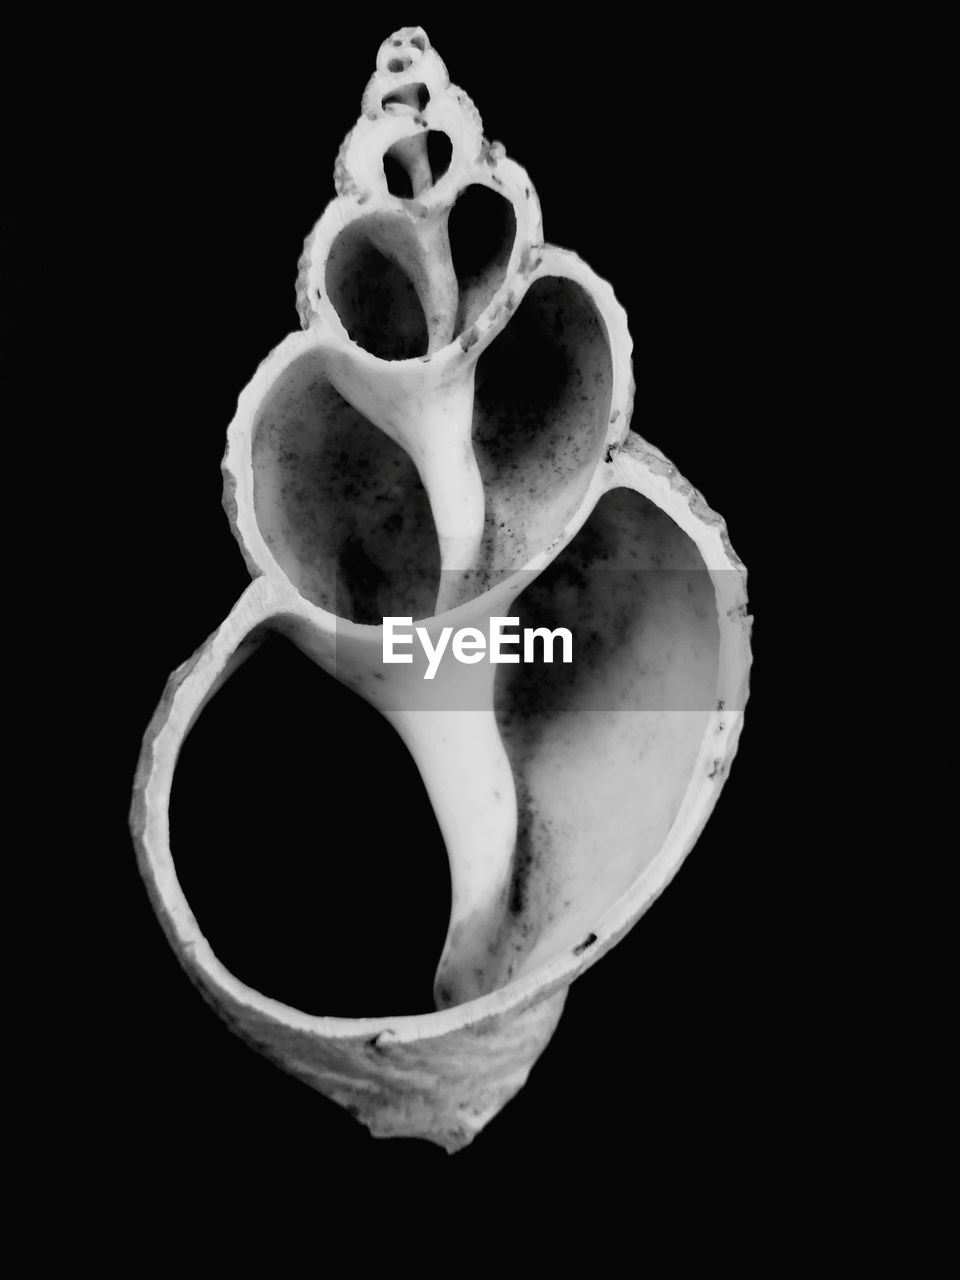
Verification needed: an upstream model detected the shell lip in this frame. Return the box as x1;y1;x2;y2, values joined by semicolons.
171;691;749;1050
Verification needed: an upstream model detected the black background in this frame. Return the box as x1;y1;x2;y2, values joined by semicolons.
25;12;951;1231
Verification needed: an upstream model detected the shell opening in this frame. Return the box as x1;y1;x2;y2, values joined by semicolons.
170;635;451;1016
488;485;722;983
251;349;440;621
448;184;517;336
472;275;613;573
381;83;431;112
324;216;429;359
383;130;452;198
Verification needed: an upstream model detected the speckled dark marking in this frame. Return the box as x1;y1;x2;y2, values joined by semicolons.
325;219;428;359
448;185;517;338
508;800;535;915
470;276;613;578
573;933;597;955
251;354;439;621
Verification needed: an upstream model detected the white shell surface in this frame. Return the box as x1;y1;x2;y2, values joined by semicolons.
131;25;752;1150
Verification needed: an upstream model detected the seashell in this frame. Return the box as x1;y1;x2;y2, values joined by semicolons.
130;25;752;1152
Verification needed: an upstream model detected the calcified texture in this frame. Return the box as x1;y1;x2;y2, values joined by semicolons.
131;27;752;1152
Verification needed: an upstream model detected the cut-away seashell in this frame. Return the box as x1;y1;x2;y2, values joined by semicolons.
131;25;752;1152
